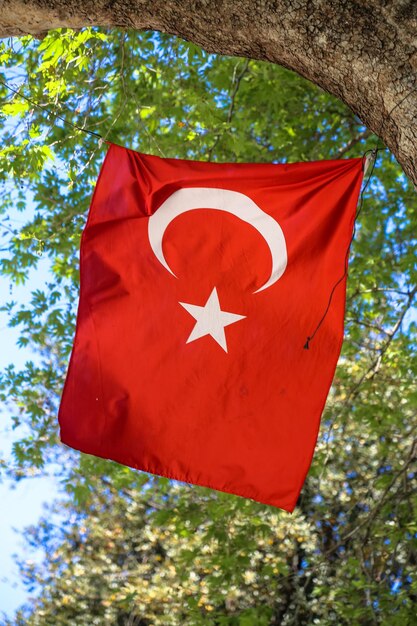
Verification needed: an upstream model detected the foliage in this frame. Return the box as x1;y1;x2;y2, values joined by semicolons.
0;28;416;625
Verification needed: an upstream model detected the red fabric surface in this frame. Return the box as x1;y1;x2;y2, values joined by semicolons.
59;144;364;511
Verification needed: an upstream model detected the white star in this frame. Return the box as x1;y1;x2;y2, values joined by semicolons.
179;287;246;353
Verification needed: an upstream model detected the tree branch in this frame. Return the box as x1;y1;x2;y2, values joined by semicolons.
1;1;416;183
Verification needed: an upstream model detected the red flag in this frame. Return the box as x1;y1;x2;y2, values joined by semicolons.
59;144;364;511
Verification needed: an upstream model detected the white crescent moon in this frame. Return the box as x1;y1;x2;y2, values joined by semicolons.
148;187;287;293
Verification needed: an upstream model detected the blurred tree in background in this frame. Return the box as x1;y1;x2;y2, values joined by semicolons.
0;29;416;625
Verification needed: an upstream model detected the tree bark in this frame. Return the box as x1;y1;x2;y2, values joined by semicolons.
1;1;416;186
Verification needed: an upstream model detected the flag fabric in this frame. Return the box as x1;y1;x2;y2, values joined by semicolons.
59;143;364;511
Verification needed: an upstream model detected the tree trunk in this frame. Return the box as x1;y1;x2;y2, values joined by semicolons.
1;0;416;186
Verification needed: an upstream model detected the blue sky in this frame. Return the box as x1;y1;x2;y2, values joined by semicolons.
0;240;60;619
0;457;58;617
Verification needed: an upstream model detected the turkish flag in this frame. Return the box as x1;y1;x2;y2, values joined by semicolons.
59;144;364;511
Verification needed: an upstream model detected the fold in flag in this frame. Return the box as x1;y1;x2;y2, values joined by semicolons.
59;144;364;511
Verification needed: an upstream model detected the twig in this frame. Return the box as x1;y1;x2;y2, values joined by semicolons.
319;285;417;480
207;58;250;161
337;128;372;157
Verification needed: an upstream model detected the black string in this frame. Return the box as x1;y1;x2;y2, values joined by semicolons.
303;149;378;350
0;77;103;140
304;83;417;349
